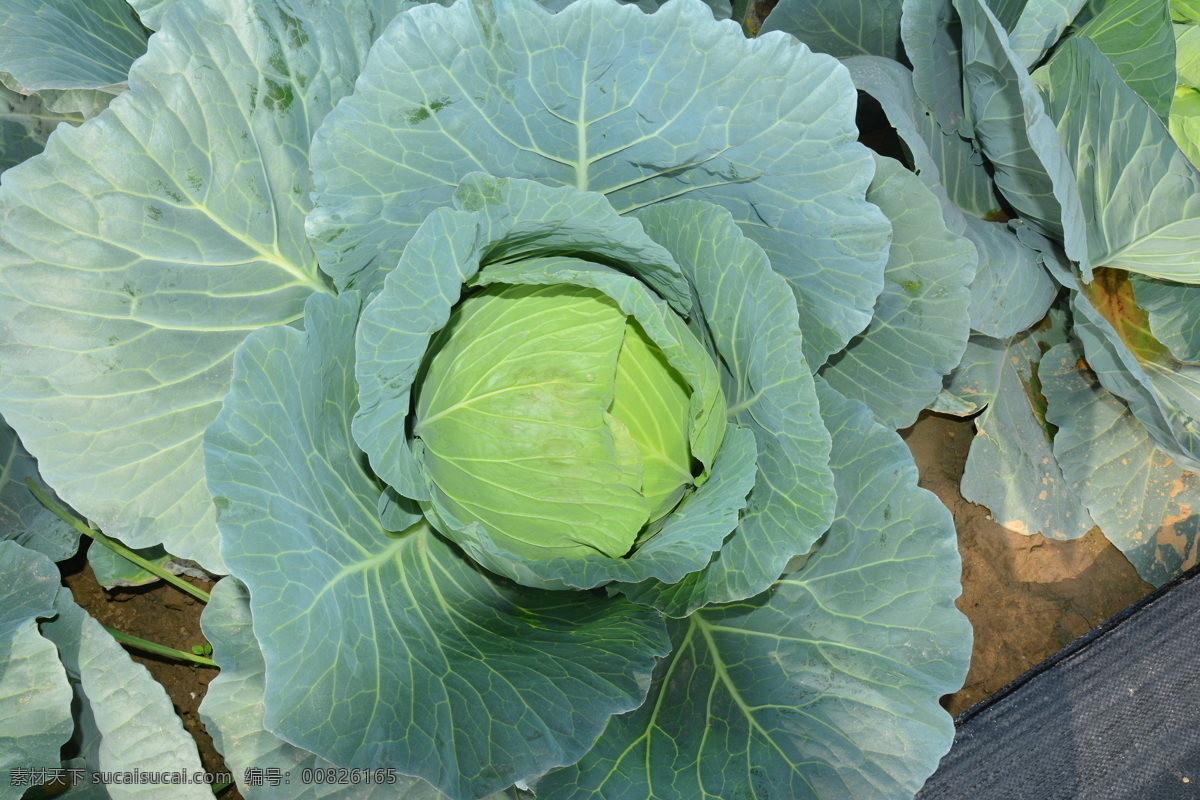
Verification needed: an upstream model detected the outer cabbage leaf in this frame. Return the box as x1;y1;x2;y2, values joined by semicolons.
0;0;408;573
932;300;1071;415
958;321;1096;539
205;291;670;800
1007;0;1087;67
902;0;971;137
961;216;1057;338
1134;277;1200;362
0;0;148;135
933;334;1005;415
620;201;835;615
1;509;78;564
1071;276;1200;471
459;175;691;312
844;56;999;219
0;81;91;170
819;154;975;429
31;88;113;123
536;381;970;800
758;0;904;59
199;577;452;800
1042;343;1200;585
0;542;72;795
87;540;173;589
955;0;1091;273
1015;224;1200;471
984;0;1028;29
39;585;209;798
0;414;79;561
308;0;890;367
845;57;1054;340
0;0;145;95
1036;36;1200;284
539;0;731;15
649;0;732;15
354;208;476;504
0;87;56;170
1061;0;1175;123
127;0;176;29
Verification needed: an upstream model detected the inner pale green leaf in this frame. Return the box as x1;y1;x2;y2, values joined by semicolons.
611;318;694;520
416;283;651;559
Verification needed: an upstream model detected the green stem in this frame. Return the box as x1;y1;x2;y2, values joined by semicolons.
212;781;233;795
25;478;212;604
103;625;217;668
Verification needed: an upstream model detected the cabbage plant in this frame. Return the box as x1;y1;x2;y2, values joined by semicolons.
0;0;980;797
742;0;1200;587
925;0;1200;585
8;0;1200;795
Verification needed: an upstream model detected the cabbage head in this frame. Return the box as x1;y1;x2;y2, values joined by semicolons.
0;0;973;797
414;279;726;564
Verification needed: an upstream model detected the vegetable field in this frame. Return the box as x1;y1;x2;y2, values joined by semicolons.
0;0;1195;798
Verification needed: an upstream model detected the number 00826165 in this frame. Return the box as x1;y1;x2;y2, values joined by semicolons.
299;768;398;785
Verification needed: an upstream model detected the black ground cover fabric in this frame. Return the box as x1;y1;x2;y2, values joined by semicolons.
917;564;1200;800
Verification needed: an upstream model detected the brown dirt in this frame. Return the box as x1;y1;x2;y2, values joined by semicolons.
55;409;1156;787
900;410;1154;715
59;548;243;800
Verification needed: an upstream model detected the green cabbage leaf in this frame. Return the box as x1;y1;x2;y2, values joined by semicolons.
0;0;979;797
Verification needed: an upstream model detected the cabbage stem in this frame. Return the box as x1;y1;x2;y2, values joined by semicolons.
24;478;212;604
101;625;217;668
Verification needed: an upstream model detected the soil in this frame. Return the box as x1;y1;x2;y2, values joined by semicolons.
54;410;1155;790
58;552;242;800
899;411;1154;715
